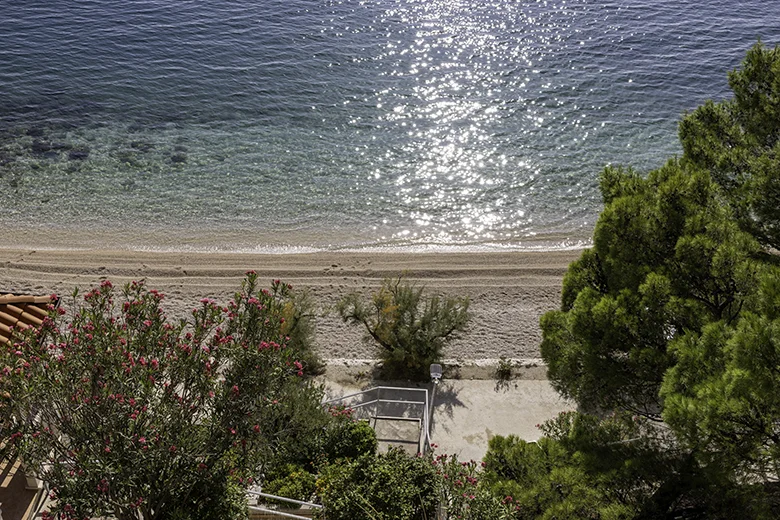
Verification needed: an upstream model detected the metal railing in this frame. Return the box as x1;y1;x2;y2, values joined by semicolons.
25;481;50;520
247;489;322;520
322;386;432;454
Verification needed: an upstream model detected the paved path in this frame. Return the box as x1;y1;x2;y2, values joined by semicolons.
321;377;574;462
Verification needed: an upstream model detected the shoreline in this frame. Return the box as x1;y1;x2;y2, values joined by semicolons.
0;224;593;255
0;247;582;378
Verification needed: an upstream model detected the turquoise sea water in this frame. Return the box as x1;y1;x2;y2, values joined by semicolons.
0;0;777;252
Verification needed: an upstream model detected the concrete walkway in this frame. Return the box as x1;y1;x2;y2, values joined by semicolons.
321;376;574;462
428;379;573;461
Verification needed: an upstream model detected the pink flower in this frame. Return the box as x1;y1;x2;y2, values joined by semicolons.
169;445;177;452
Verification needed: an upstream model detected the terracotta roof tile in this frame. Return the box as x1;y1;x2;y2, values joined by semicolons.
0;294;58;345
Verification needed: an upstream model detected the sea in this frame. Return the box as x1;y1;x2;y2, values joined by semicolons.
0;0;777;253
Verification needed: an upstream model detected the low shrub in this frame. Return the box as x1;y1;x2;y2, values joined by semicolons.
337;276;469;380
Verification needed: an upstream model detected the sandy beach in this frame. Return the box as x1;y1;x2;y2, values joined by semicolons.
0;248;581;377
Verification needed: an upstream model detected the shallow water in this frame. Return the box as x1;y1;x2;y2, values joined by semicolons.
1;0;777;252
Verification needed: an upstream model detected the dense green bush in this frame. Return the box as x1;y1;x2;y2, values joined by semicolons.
324;414;378;461
262;464;317;508
482;418;648;520
316;447;440;520
337;276;469;380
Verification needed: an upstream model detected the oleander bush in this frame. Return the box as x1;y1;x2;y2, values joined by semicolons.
0;273;329;520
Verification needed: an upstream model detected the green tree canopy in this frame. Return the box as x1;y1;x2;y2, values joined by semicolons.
541;161;761;420
539;43;780;517
680;42;780;249
662;266;780;483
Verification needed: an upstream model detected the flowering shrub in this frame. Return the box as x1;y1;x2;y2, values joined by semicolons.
434;452;519;519
0;273;328;520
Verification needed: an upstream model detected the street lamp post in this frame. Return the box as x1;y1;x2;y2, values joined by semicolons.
428;364;442;452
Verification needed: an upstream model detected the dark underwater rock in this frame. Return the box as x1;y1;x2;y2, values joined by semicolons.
68;146;90;161
31;140;52;153
130;141;155;152
31;140;72;154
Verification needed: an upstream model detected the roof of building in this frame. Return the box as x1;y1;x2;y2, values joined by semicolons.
0;294;56;345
